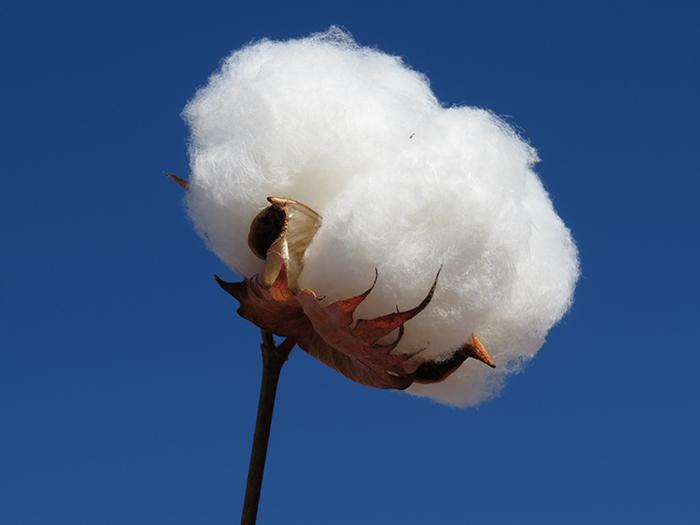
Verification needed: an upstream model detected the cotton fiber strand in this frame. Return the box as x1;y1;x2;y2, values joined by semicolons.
184;27;579;406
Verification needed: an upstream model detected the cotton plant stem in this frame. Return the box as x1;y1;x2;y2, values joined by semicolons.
240;330;292;525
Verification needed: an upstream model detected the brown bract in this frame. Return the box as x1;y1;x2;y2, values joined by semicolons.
214;196;496;390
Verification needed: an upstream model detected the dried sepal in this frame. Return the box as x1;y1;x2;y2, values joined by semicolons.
215;265;308;336
214;196;496;390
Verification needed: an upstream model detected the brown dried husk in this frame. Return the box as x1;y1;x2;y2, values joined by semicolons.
215;196;495;390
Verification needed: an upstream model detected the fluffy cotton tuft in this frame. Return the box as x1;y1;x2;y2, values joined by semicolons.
184;27;579;406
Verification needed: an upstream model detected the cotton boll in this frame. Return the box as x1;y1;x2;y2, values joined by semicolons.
184;27;579;406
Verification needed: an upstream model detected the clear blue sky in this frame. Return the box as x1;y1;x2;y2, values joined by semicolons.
2;1;698;524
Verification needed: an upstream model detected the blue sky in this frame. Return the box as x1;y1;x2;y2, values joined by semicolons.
2;1;699;524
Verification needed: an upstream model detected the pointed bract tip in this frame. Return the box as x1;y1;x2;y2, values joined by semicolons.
469;333;496;368
165;172;190;190
213;274;245;300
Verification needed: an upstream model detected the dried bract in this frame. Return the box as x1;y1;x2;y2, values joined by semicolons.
216;197;495;390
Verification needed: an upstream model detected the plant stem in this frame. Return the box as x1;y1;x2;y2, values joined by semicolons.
240;330;292;525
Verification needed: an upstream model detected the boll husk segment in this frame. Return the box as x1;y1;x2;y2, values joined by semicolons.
216;196;495;390
248;197;321;291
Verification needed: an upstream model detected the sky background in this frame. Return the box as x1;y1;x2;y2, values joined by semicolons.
2;1;699;524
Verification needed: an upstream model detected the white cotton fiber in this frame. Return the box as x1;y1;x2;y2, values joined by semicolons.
184;27;579;406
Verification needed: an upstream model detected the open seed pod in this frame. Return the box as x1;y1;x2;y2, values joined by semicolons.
215;196;495;390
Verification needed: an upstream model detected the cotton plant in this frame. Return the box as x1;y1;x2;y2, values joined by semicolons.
169;27;579;525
